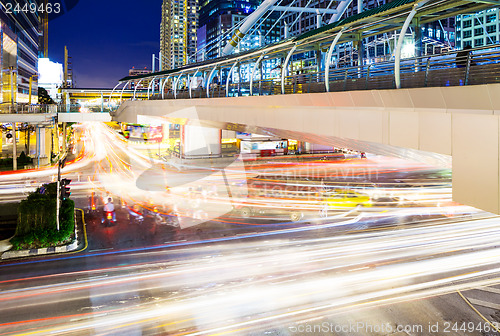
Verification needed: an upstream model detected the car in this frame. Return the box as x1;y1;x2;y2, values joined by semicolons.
237;204;305;222
325;190;372;208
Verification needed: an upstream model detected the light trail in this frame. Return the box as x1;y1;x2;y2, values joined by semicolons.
1;216;500;334
0;122;496;334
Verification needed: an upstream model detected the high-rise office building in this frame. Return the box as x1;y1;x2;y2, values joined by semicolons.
38;58;63;101
0;0;40;104
197;0;280;61
126;67;152;89
281;0;454;70
160;0;199;70
456;8;499;49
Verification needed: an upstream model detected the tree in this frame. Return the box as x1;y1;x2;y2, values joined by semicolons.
38;87;55;104
12;182;75;249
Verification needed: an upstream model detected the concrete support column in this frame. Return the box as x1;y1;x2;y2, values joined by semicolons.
304;142;311;153
44;126;51;164
65;92;70;112
182;125;221;158
62;122;67;153
35;126;40;160
100;92;104;112
35;126;48;167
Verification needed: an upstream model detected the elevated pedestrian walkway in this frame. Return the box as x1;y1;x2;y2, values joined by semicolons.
114;82;500;215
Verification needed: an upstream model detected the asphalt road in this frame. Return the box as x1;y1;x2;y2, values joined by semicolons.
0;122;499;335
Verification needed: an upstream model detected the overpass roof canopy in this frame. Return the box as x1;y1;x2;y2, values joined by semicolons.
119;0;496;82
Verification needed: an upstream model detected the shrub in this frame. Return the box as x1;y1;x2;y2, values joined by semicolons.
12;183;75;249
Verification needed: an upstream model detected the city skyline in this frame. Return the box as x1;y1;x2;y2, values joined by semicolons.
49;0;161;88
2;1;500;334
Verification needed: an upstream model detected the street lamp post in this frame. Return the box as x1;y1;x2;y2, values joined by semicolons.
56;159;61;231
9;67;17;171
12;122;17;171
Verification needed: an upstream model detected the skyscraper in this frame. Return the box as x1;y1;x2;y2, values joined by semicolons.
0;0;40;104
160;0;199;70
197;0;280;61
280;0;454;69
456;9;498;50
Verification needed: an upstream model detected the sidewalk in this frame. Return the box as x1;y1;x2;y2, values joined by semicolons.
0;237;13;254
0;209;87;260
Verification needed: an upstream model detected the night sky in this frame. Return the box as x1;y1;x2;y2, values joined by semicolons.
49;0;162;88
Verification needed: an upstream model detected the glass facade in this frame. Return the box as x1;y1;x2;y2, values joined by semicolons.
456;8;499;50
0;0;40;104
197;0;280;61
161;0;199;70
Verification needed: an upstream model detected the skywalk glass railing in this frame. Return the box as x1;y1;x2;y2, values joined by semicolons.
148;44;500;100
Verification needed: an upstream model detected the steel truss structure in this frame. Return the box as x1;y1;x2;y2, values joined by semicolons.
118;0;498;100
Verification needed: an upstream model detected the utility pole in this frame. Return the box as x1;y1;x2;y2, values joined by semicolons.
56;113;66;232
10;67;17;171
54;115;59;230
56;159;61;231
12;122;17;171
56;156;68;231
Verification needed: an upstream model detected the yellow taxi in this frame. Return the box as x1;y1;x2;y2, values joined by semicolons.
325;190;372;208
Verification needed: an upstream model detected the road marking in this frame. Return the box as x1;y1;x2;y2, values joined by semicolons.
477;286;500;295
69;209;89;255
457;290;500;333
89;248;114;253
76;275;108;281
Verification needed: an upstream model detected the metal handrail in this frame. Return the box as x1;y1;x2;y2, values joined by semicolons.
0;103;59;114
0;103;119;114
125;44;500;102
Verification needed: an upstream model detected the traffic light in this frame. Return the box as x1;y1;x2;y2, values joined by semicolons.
60;178;71;200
